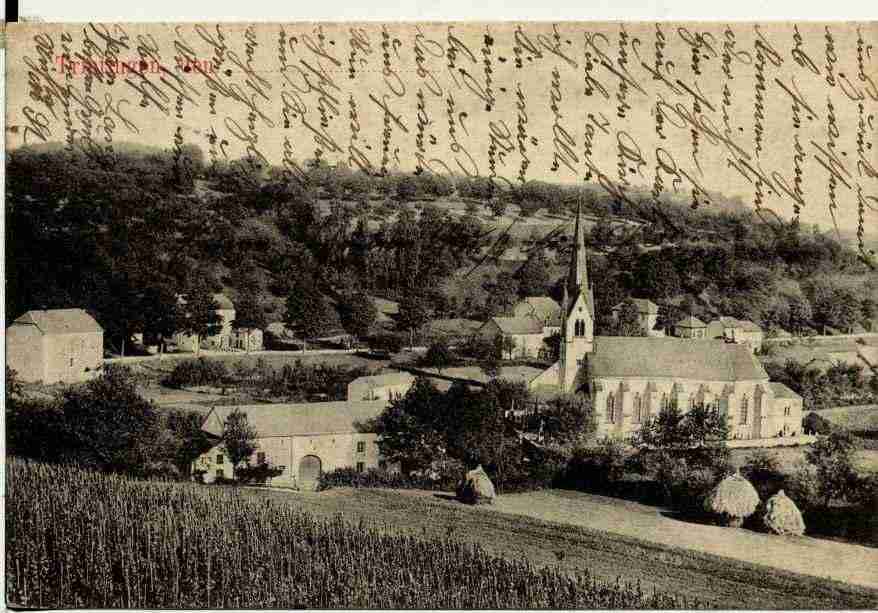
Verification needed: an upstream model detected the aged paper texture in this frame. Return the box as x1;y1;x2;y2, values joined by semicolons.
4;20;878;610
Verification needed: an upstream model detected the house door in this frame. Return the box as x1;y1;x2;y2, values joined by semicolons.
299;455;322;485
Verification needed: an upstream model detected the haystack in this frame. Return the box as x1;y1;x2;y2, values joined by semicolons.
762;490;806;536
703;472;760;527
456;465;496;505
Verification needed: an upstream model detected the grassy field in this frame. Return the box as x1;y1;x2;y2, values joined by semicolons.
248;487;878;608
729;445;878;475
820;405;878;433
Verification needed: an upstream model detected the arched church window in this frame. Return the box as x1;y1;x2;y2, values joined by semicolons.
688;394;696;410
740;395;749;425
660;393;669;412
606;393;615;423
575;319;585;337
633;393;643;423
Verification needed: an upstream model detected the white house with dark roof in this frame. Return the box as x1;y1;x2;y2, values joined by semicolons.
6;308;103;383
674;315;708;339
194;401;392;488
528;204;803;443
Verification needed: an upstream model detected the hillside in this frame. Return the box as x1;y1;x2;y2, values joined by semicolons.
6;143;877;354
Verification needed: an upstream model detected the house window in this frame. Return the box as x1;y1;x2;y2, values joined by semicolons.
216;454;224;465
606;393;615;423
784;406;791;417
740;395;749;425
357;441;366;453
633;394;643;423
356;462;365;473
256;452;266;465
216;469;224;479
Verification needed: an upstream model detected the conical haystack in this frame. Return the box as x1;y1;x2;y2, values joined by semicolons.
456;465;496;505
763;490;806;536
703;473;760;527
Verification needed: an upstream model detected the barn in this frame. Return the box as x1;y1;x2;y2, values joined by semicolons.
193;401;393;489
6;308;104;383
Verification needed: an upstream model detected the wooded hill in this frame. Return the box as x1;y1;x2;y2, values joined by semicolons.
6;143;877;353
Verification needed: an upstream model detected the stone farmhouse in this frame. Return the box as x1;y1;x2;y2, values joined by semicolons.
194;400;391;488
6;308;104;383
705;316;764;353
173;293;237;352
527;204;804;443
673;315;708;339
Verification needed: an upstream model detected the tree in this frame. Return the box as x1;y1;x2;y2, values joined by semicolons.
284;282;339;351
805;430;862;506
609;298;644;336
338;291;378;342
366;377;447;472
396;175;419;202
58;365;164;475
537;393;596;447
222;408;259;478
517;249;552;297
179;282;222;356
233;292;267;352
633;254;682;301
423;339;455;374
397;289;433;349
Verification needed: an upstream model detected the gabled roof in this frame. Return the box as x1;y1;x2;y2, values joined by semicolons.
201;401;387;438
769;382;801;400
588;337;768;381
485;316;545;335
612;298;659;315
349;372;416;388
513;297;562;323
675;315;706;329
12;309;103;335
370;296;399;316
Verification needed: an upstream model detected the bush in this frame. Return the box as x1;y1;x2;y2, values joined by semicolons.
317;466;459;492
235;463;284;485
164;358;230;388
741;449;785;499
783;461;822;512
562;438;627;491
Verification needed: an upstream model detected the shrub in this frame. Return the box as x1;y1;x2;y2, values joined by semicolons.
783;461;823;512
741;449;785;499
317;466;459;492
235;463;284;485
563;438;627;491
163;358;229;388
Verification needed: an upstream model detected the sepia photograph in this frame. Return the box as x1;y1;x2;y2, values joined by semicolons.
3;14;878;610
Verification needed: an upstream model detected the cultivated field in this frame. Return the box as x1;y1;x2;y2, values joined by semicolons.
728;444;878;476
5;460;687;610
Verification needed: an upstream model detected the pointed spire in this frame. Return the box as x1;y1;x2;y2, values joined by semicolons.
567;200;589;294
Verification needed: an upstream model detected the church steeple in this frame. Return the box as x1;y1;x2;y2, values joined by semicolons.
558;200;595;393
567;200;589;295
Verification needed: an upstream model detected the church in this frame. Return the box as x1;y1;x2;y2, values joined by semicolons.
529;205;804;442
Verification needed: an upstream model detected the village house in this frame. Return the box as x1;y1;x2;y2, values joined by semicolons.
674;315;708;339
347;372;416;401
6;308;104;383
478;316;550;360
511;297;563;332
611;298;662;337
528;204;804;444
174;293;236;352
230;327;264;352
706;316;764;353
194;401;393;488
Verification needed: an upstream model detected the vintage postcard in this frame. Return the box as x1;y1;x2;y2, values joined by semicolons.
4;19;878;609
